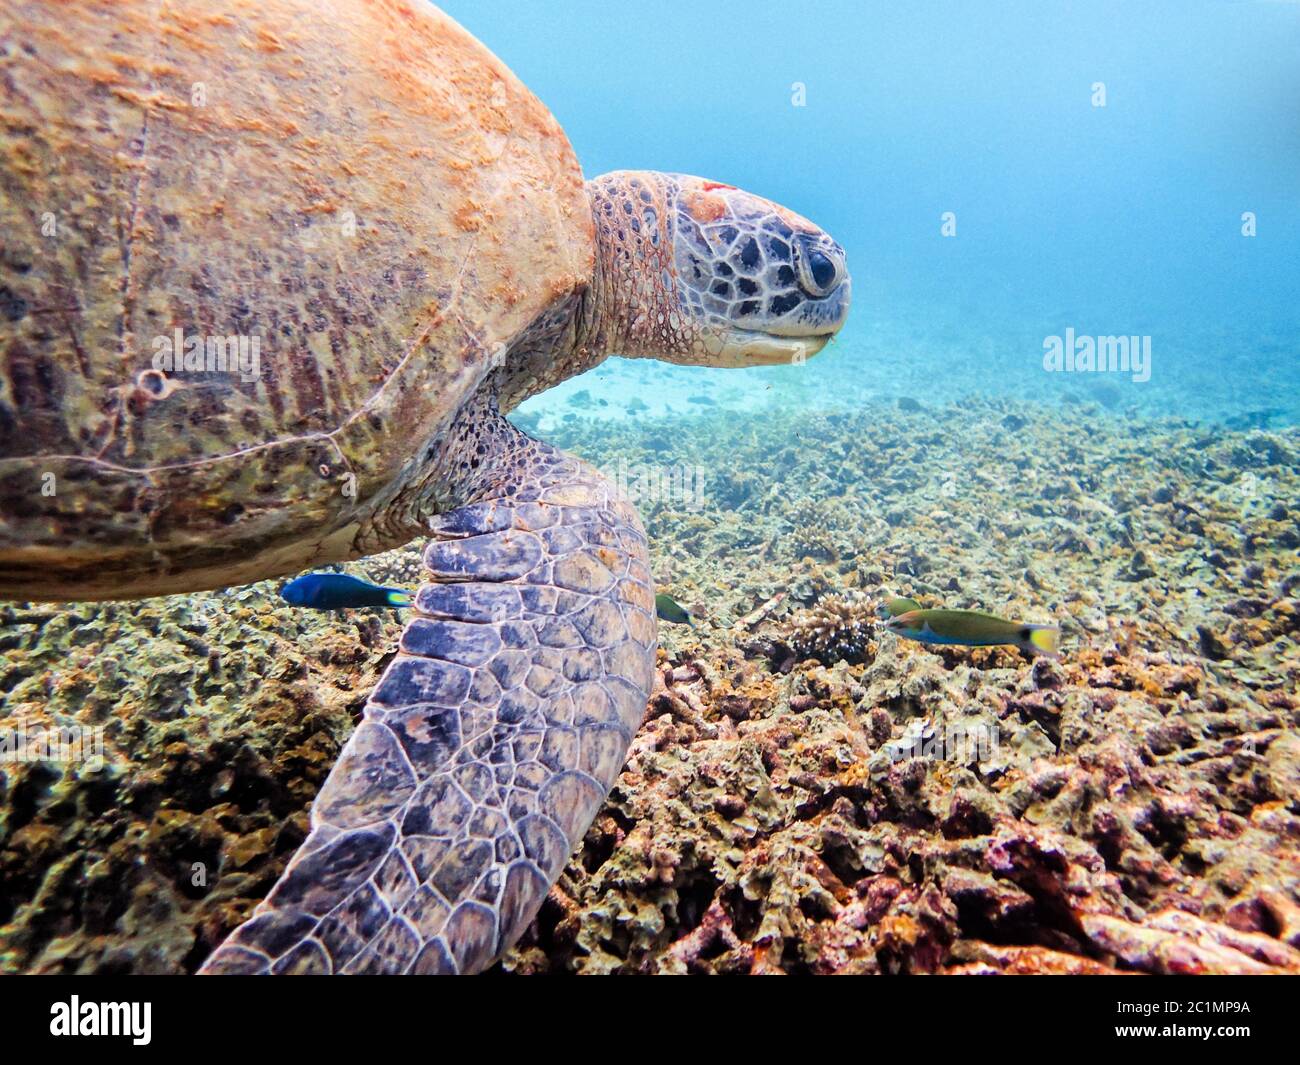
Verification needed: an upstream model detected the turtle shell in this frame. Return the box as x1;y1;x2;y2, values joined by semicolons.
0;0;593;599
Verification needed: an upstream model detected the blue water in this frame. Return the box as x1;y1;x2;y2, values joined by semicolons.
444;0;1300;425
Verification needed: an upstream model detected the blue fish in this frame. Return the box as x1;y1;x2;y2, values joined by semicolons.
281;572;411;610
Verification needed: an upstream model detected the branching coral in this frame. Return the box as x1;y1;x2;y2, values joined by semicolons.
781;592;879;664
784;498;849;561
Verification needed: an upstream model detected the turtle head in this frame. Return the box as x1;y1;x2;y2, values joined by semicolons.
583;172;850;367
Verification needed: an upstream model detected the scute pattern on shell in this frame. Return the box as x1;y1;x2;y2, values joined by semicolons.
0;0;594;600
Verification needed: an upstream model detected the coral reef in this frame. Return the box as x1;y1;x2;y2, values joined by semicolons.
777;593;879;665
0;587;402;972
784;499;851;563
503;638;1298;974
1;398;1297;974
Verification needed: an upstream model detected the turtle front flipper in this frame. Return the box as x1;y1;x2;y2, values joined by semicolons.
200;410;657;974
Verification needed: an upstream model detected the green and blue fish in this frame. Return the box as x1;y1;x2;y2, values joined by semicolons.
877;596;922;619
281;572;411;610
655;592;695;627
885;608;1060;657
285;576;694;626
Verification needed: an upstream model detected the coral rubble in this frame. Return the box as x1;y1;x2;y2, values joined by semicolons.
1;399;1297;975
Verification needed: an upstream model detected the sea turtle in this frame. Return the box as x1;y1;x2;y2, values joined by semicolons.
0;0;850;973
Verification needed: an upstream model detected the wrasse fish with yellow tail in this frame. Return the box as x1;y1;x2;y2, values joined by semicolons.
885;608;1060;658
280;573;412;610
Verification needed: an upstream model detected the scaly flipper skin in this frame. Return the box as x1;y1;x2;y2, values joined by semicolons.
200;398;657;973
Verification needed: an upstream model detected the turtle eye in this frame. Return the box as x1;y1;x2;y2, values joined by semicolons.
794;237;842;298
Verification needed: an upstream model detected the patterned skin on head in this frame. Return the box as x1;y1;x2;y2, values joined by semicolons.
582;171;851;367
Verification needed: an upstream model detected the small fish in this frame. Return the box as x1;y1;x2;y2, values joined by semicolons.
885;608;1060;657
281;572;411;610
877;596;923;619
655;592;695;627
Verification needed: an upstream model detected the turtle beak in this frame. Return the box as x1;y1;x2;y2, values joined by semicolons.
708;270;850;367
706;329;834;367
773;272;852;340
